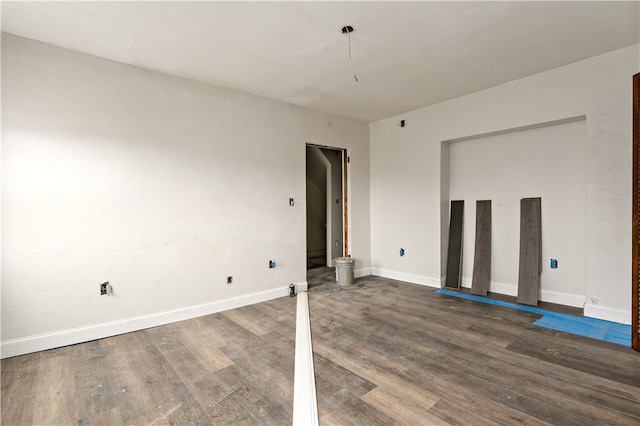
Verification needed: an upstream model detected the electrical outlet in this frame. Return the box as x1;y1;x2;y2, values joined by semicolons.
100;282;111;296
227;276;233;285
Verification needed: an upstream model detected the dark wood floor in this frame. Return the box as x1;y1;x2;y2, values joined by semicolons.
308;272;640;425
2;268;639;425
1;297;296;425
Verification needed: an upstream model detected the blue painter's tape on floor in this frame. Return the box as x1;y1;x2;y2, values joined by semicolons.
435;288;631;346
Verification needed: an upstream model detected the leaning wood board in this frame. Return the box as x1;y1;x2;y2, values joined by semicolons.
471;200;491;295
445;200;464;289
517;197;542;306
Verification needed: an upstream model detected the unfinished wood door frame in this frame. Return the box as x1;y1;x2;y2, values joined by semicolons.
343;151;349;257
633;72;639;352
306;143;350;264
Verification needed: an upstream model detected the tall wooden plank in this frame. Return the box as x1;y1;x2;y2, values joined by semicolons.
632;72;639;352
445;200;464;289
518;197;542;305
471;200;491;295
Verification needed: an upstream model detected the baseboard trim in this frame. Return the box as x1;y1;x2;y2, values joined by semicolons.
371;268;440;288
583;303;631;325
459;277;585;308
1;283;302;359
355;267;372;278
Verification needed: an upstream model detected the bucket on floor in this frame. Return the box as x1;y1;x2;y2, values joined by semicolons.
335;257;355;286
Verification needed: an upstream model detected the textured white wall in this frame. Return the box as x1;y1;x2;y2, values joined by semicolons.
449;119;587;306
371;44;639;323
1;34;370;355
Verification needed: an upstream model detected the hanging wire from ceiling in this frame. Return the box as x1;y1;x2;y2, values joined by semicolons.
341;25;359;82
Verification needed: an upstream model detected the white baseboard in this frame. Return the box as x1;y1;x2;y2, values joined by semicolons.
583;303;631;325
355;267;372;278
1;283;303;359
371;268;440;288
458;277;585;308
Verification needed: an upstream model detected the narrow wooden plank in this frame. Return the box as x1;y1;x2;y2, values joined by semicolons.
314;371;399;426
506;338;640;388
108;331;208;425
471;200;491;295
445;200;464;289
428;398;503;426
312;339;440;408
518;197;542;305
30;353;78;425
428;348;640;424
221;304;275;336
312;352;376;397
168;318;236;373
1;353;42;425
360;387;446;426
313;339;548;425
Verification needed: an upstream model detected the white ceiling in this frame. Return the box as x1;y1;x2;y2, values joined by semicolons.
2;1;639;122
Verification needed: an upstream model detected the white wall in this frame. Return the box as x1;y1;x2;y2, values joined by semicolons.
1;34;370;357
448;118;587;307
371;44;639;324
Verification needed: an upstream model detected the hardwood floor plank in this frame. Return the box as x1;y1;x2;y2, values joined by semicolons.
209;365;291;425
315;373;400;426
312;352;377;397
1;353;41;426
360;387;445;426
429;348;640;424
3;274;638;425
506;337;640;387
427;398;512;426
30;353;78;425
309;273;640;425
312;339;440;406
219;336;295;405
221;305;278;336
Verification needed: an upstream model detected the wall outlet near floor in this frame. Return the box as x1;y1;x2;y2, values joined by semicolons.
227;276;233;285
100;282;111;296
589;297;598;305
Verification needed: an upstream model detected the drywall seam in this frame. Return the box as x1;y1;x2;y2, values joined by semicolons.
371;268;440;288
0;283;302;359
293;291;319;426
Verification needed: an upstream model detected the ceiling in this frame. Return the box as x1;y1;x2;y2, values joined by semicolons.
2;1;639;122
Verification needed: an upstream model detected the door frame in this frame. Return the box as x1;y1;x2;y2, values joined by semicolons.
305;143;350;267
632;72;639;352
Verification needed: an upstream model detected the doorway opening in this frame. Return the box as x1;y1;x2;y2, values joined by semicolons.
305;144;348;271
